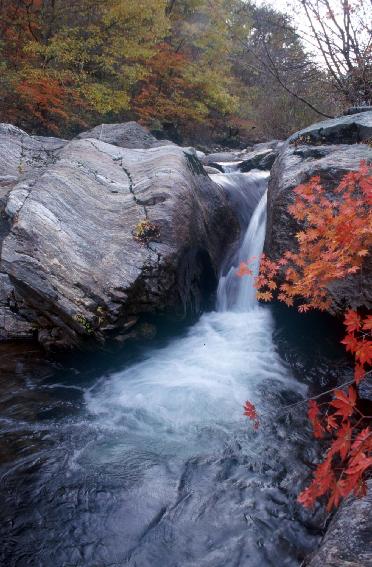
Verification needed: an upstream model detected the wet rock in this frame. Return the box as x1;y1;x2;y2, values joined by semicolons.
204;166;222;175
308;482;372;567
0;274;35;340
0;135;238;349
251;140;283;152
265;139;372;313
239;148;278;173
202;152;242;166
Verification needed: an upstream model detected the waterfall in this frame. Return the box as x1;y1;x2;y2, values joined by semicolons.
214;170;269;312
217;191;267;312
1;167;319;567
85;169;298;434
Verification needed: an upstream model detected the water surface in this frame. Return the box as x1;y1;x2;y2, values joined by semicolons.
1;170;348;566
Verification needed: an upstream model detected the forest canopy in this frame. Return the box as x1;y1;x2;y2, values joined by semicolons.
0;0;370;144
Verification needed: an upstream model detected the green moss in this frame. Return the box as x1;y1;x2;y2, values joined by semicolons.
74;314;93;334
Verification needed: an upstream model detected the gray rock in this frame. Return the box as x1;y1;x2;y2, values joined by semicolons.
151;139;177;148
308;482;372;566
204;166;222;175
343;106;372;116
264;141;372;312
0;123;66;184
239;148;278;173
202;152;242;166
1;137;238;349
76;121;159;149
184;147;206;160
0;124;68;341
288;111;372;146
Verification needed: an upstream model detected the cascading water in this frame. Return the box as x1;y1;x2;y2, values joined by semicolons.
216;172;268;312
0;168;322;567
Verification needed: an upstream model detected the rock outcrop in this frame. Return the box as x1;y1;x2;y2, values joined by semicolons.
265;111;372;313
308;481;372;567
239;147;278;173
288;111;372;146
0;126;238;349
201;142;283;174
76;121;160;149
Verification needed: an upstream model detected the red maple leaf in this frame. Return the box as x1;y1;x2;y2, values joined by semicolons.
363;315;372;331
344;310;361;333
330;422;352;461
354;364;366;385
330;387;357;421
243;401;257;421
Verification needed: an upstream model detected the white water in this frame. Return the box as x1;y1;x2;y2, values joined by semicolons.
0;168;318;567
86;170;302;442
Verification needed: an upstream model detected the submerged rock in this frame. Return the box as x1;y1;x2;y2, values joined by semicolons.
265;111;372;313
0;129;238;348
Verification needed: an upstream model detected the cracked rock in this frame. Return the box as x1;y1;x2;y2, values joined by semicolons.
0;130;239;349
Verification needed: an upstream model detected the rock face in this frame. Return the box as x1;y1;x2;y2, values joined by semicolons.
288;111;372;146
308;481;372;567
0;125;68;340
0;127;238;348
76;121;160;149
239;148;278;173
265;111;372;313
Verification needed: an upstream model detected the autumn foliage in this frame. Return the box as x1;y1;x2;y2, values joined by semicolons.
241;162;372;511
255;162;372;311
299;310;372;512
0;0;241;139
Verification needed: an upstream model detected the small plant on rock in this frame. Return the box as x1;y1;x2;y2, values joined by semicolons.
133;219;160;244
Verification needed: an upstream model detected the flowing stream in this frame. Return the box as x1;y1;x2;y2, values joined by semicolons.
0;168;328;566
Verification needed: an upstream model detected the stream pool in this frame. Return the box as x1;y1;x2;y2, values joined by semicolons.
0;170;349;567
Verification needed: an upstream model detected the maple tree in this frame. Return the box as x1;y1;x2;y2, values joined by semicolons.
241;162;372;511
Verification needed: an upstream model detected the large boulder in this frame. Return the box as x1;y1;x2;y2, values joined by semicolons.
76;121;158;149
0;133;238;349
76;121;178;150
288;111;372;146
308;482;372;567
265;111;372;313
